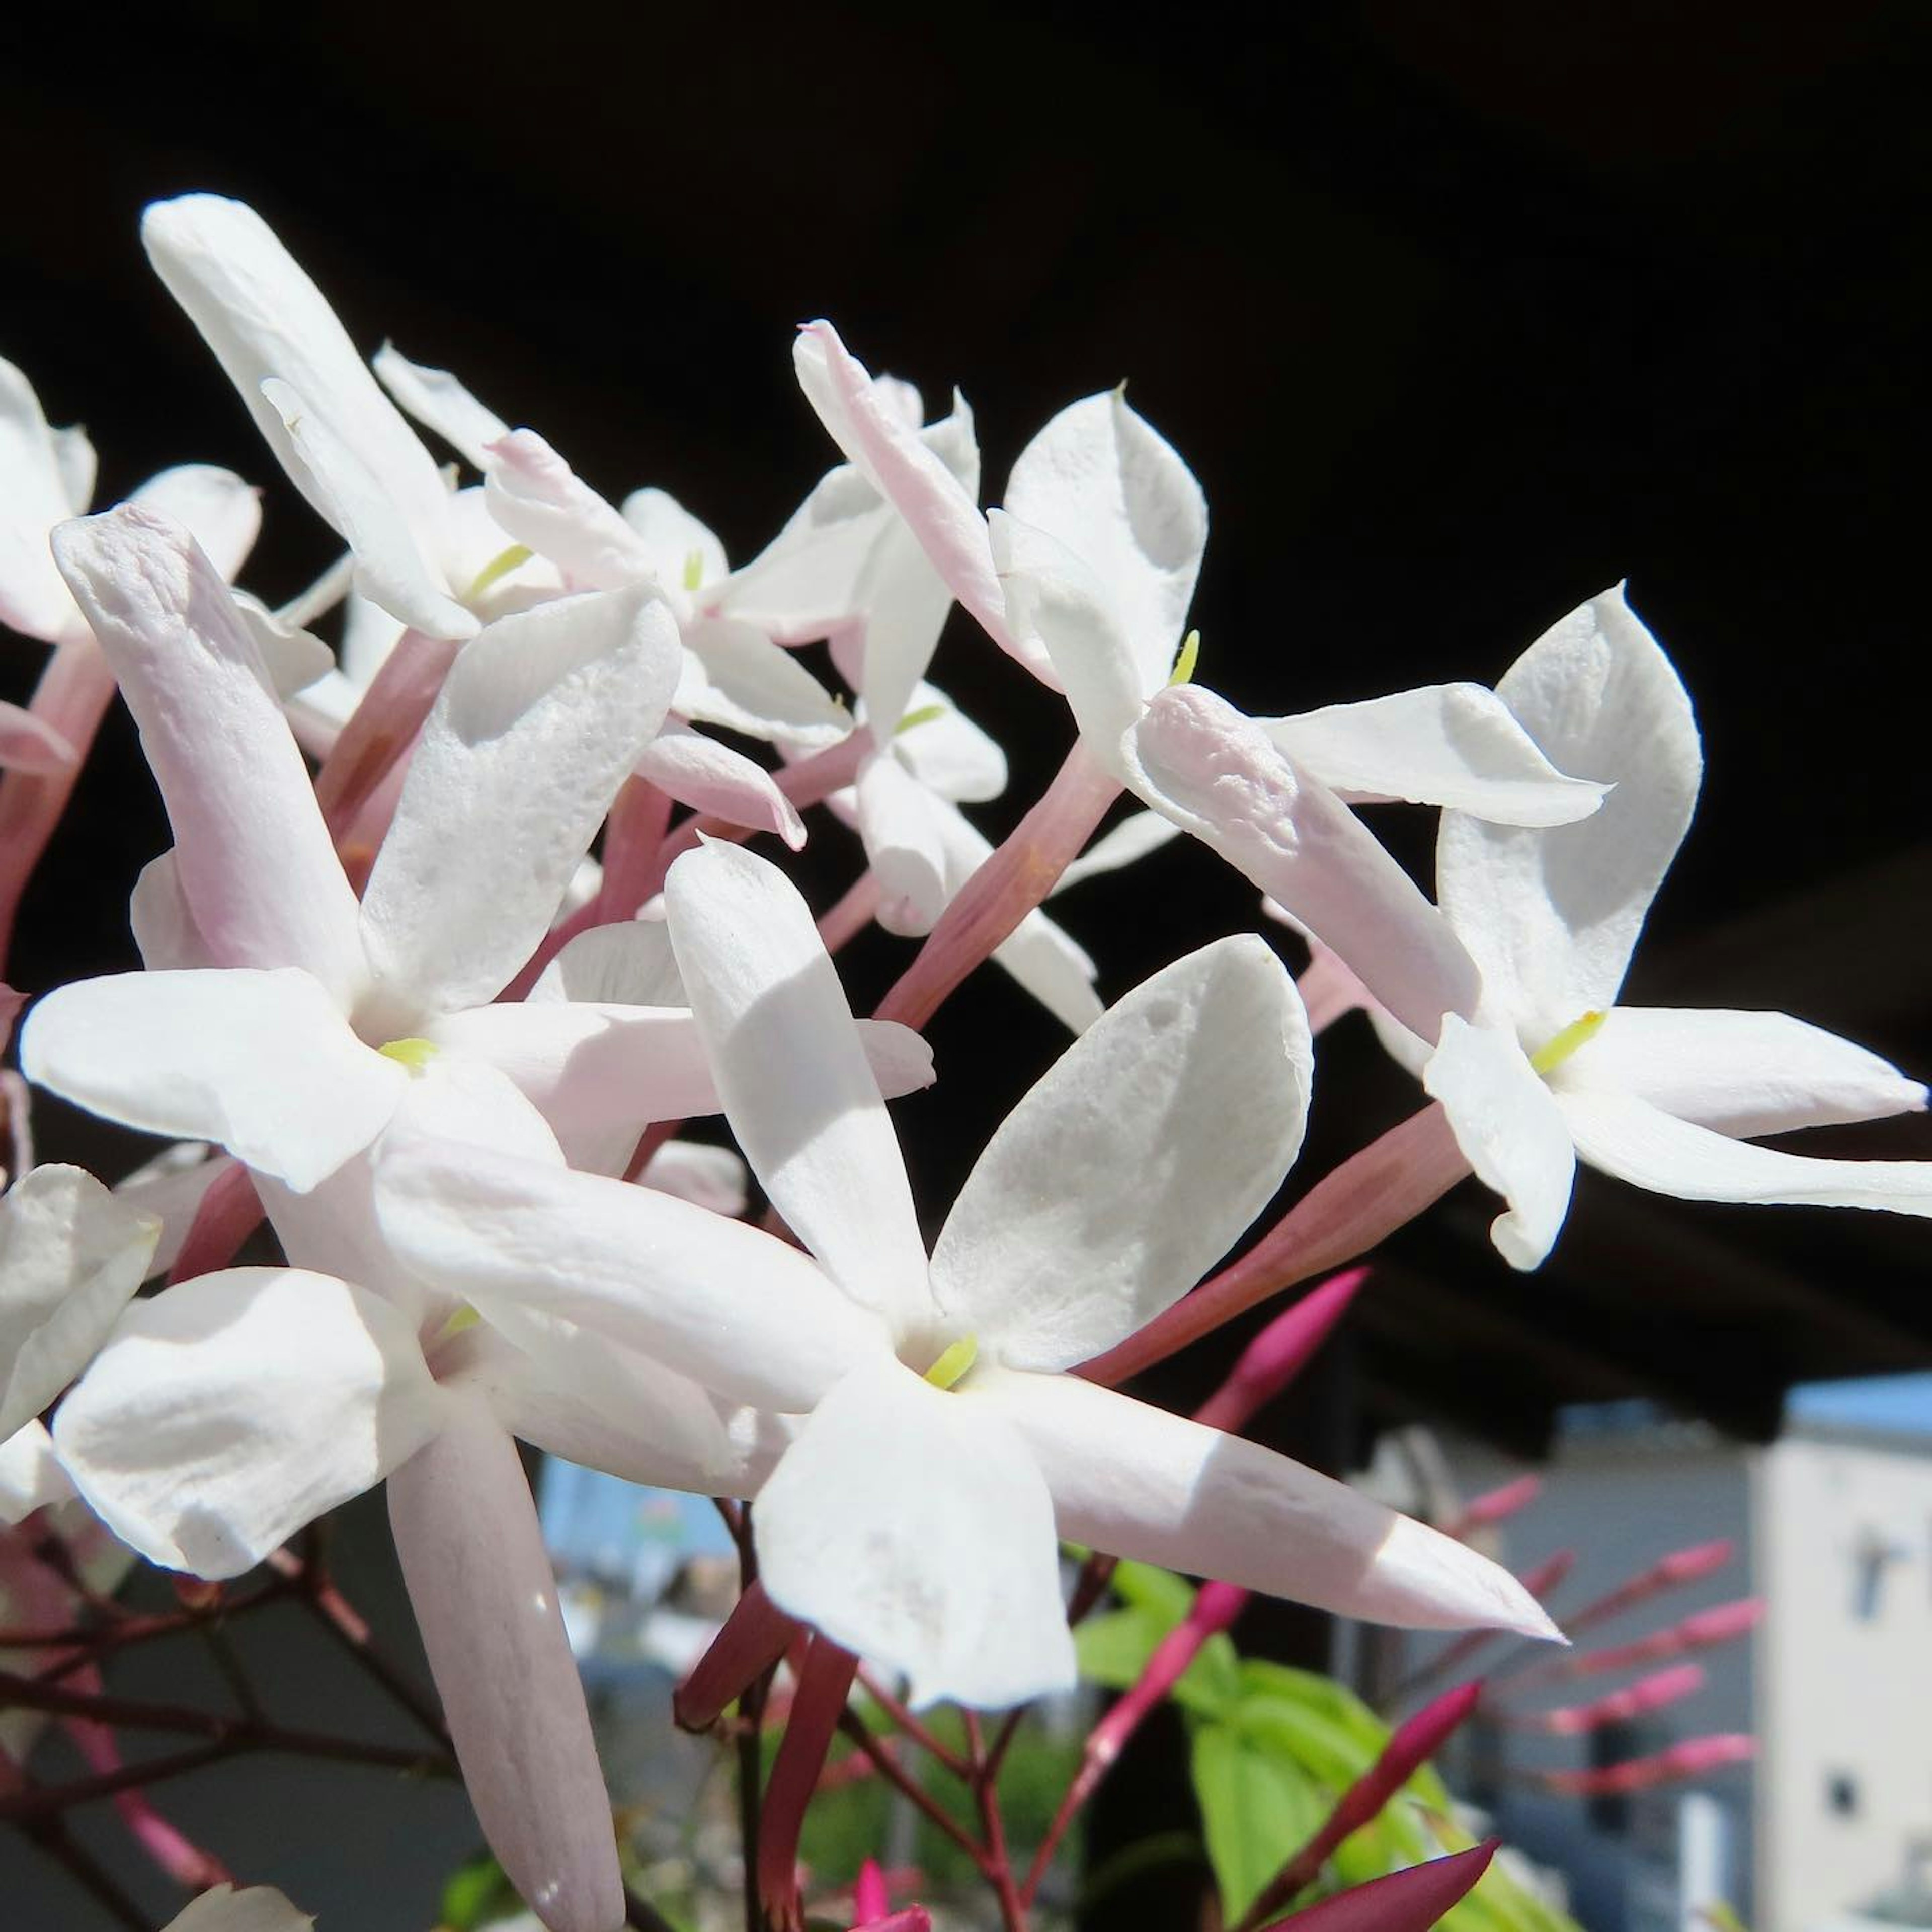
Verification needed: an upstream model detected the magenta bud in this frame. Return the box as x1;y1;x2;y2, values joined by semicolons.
1256;1839;1498;1932
1191;1269;1370;1434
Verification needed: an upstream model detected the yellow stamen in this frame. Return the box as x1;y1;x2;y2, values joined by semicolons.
378;1037;438;1075
682;548;706;592
1530;1010;1606;1076
924;1335;978;1390
437;1304;481;1341
1168;629;1200;687
895;701;947;735
466;544;533;601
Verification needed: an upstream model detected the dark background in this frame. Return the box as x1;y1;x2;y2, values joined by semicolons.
4;3;1931;1920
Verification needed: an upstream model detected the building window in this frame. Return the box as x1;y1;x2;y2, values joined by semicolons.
1827;1772;1859;1817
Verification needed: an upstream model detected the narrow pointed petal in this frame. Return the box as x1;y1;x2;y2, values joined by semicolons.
1126;684;1481;1042
24;969;405;1192
619;486;728;589
665;842;931;1334
387;1392;624;1932
1560;1088;1932;1218
141;195;453;554
795;324;1054;678
1422;1016;1577;1270
373;344;509;471
51;508;366;995
1004;388;1206;702
756;1358;1075;1709
852;523;955;743
1559;1006;1929;1137
0;355;86;641
484;429;658;589
933;938;1309;1366
129;464;262;583
678;616;850;746
54;1267;445;1577
374;1143;886;1410
858;751;952;934
0;1164;161;1439
1438;587;1701;1024
635;720;807;849
360;586;680;1016
262;377;476;639
1264;684;1608;825
986;1370;1563;1638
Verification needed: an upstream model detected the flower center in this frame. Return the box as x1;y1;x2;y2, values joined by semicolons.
1529;1009;1606;1076
378;1036;438;1076
922;1334;978;1391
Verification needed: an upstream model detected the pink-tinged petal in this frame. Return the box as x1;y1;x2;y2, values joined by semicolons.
160;1884;313;1932
1004;389;1205;702
979;1369;1564;1639
484;429;657;589
635;720;807;850
141;196;454;563
359;585;681;1021
933;938;1308;1367
0;356;87;642
619;485;729;588
0;1164;161;1439
374;1142;884;1410
795;324;1055;679
51;507;366;995
262;377;475;640
991;509;1144;759
1559;1006;1928;1138
678;617;850;746
756;1357;1075;1709
1127;684;1481;1042
1263;683;1607;826
1258;1842;1497;1932
665;842;932;1337
23;969;406;1193
857;751;951;934
1438;587;1701;1026
53;1267;446;1577
387;1391;624;1932
0;1420;74;1523
129;464;261;583
1560;1087;1932;1218
372;344;509;472
0;702;75;776
1422;1016;1578;1270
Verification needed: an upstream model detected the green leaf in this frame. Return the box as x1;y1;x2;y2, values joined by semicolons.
1109;1559;1196;1625
1075;1606;1240;1720
439;1855;517;1930
1190;1721;1327;1922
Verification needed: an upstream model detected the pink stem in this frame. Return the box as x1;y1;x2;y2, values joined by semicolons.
1295;944;1369;1036
1078;1104;1471;1387
0;634;119;971
312;629;457;843
673;1581;801;1733
818;870;882;955
758;1637;861;1932
591;776;673;927
875;740;1120;1032
166;1160;266;1286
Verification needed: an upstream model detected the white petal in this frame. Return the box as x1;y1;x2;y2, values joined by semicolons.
141;196;454;559
386;1391;623;1932
163;1884;313;1932
619;485;728;588
1437;587;1701;1025
1264;683;1608;825
0;1163;162;1439
892;684;1007;803
229;591;335;699
1004;388;1205;703
53;1267;445;1578
1422;1016;1577;1270
0;355;85;641
755;1357;1074;1709
639;1139;749;1216
262;376;476;640
677;616;850;746
23;969;405;1192
932;937;1308;1366
857;751;951;934
1561;1088;1932;1218
634;719;806;848
980;1368;1562;1638
1;1420;76;1523
484;429;658;590
51;508;367;996
129;851;211;970
359;586;681;1018
1558;1007;1929;1138
991;509;1144;758
1126;684;1481;1042
665;842;932;1336
115;1143;231;1280
128;464;261;583
532;920;685;1006
373;1143;885;1410
373;343;510;471
1051;809;1183;892
851;522;955;742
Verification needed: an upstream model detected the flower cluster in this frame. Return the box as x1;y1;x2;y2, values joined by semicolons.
3;194;1926;1932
